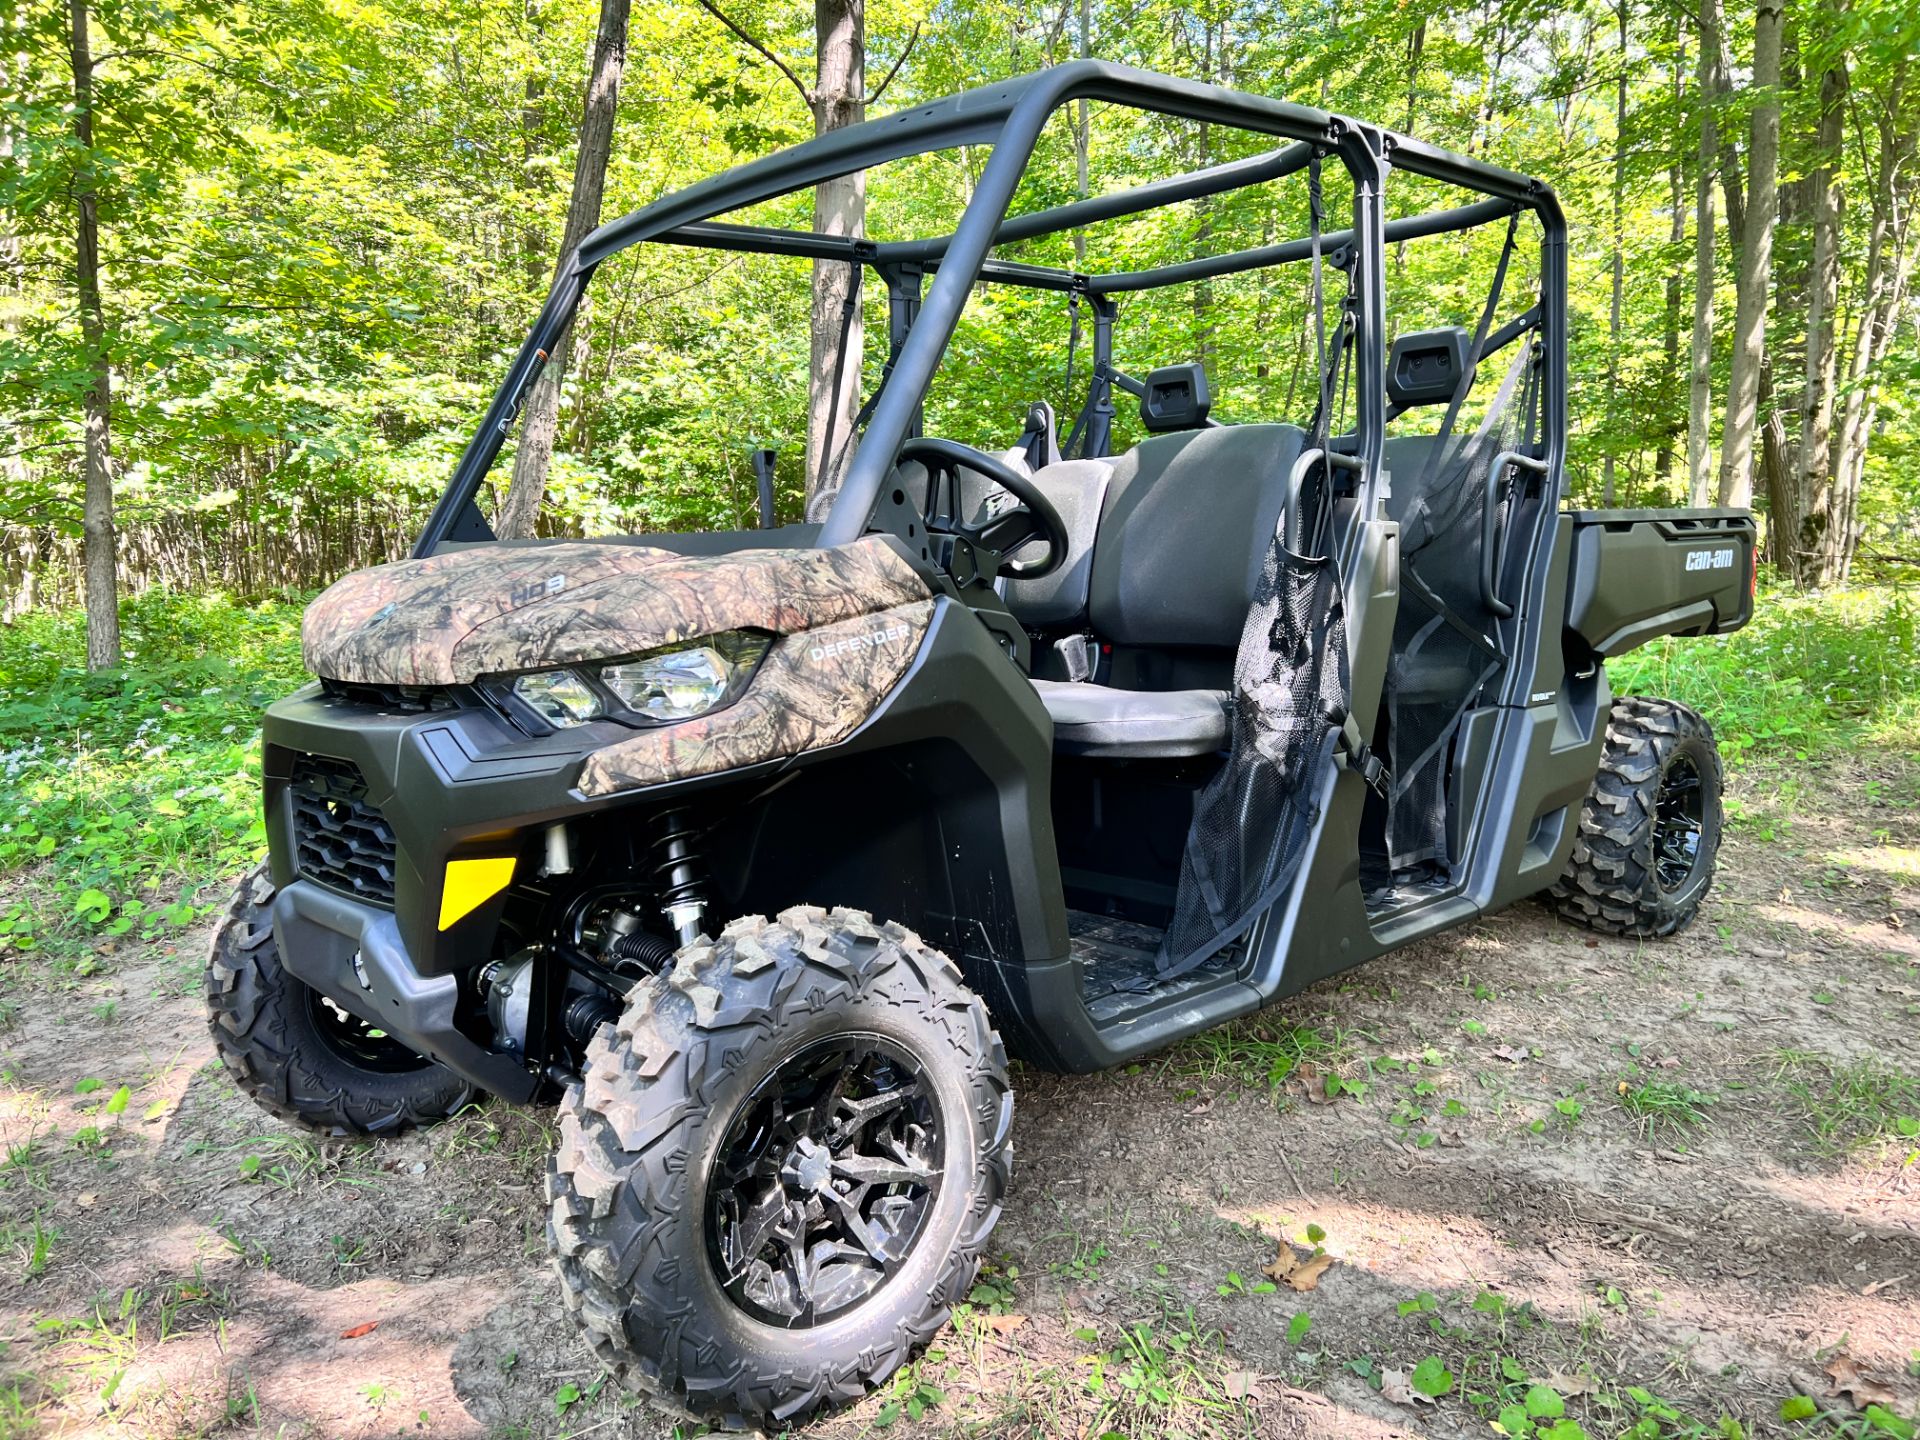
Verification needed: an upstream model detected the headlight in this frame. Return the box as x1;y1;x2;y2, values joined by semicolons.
601;631;771;722
512;669;602;727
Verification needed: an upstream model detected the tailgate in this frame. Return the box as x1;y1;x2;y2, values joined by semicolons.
1564;508;1756;656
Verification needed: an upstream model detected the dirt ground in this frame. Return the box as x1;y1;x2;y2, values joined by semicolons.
2;750;1917;1440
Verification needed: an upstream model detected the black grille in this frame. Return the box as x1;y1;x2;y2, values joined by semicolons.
289;754;398;906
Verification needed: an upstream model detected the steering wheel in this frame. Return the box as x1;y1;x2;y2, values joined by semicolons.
898;436;1069;581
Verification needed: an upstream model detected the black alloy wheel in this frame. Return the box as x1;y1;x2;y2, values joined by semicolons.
1652;753;1707;894
305;989;438;1074
707;1034;943;1326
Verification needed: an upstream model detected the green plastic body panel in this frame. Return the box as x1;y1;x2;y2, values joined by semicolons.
1563;508;1756;657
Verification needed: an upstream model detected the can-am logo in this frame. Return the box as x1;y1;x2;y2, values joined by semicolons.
1685;548;1736;573
809;622;912;663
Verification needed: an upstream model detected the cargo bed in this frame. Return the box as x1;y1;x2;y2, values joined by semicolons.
1562;508;1755;657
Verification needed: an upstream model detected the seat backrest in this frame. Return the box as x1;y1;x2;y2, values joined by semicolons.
1087;424;1306;650
1001;458;1115;629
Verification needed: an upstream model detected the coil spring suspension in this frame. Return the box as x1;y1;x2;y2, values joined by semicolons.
650;809;707;948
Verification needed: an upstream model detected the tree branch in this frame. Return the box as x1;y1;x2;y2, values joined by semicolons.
866;23;922;106
694;0;812;111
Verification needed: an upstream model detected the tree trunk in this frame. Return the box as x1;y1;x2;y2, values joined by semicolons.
803;0;865;519
70;0;119;670
1072;0;1091;269
1686;0;1720;507
1829;72;1914;578
1601;0;1628;507
1792;39;1848;584
495;0;631;541
1656;31;1686;489
1714;0;1783;509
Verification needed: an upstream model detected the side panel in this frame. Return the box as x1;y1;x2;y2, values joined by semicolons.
1564;508;1756;656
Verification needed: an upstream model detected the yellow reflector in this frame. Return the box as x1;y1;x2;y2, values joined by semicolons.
438;856;516;930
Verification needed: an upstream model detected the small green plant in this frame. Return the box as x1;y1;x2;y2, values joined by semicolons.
875;1365;944;1426
1617;1079;1715;1136
1216;1269;1276;1297
1050;1237;1110;1283
966;1257;1019;1312
21;1217;57;1277
1410;1355;1454;1398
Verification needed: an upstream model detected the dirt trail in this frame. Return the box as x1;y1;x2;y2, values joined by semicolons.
1;752;1916;1438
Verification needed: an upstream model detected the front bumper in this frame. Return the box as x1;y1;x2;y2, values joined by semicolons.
271;879;538;1101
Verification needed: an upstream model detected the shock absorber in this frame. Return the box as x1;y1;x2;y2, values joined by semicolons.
650;808;708;948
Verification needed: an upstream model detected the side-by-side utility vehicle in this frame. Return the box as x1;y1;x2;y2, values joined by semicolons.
208;62;1754;1427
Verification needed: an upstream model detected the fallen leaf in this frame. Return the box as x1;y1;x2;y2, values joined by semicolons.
340;1321;380;1340
1223;1369;1261;1399
1825;1352;1898;1410
1490;1045;1529;1063
1540;1370;1600;1397
1262;1248;1298;1282
984;1313;1027;1336
1285;1252;1334;1292
76;1193;96;1209
1379;1368;1434;1407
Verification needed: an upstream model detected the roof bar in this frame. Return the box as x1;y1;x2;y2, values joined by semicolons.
1087;195;1520;294
878;141;1318;265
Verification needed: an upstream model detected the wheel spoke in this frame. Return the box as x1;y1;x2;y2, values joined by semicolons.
725;1185;788;1277
833;1085;915;1135
831;1150;935;1188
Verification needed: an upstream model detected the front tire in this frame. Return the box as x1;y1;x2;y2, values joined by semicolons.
205;866;476;1135
548;906;1012;1429
1550;696;1723;937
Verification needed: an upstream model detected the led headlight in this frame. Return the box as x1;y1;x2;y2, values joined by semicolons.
601;631;771;722
511;668;602;727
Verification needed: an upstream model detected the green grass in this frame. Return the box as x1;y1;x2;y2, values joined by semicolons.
1610;581;1920;766
1616;1079;1716;1138
1176;1015;1349;1092
0;588;308;963
1777;1052;1920;1157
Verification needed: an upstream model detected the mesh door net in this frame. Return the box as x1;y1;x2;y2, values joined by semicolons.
1384;343;1536;868
1158;518;1350;977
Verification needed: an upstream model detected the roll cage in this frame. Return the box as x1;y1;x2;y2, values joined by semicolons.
413;59;1568;564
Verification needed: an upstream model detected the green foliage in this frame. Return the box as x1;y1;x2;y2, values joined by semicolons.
7;0;1919;612
1610;585;1920;764
0;589;304;960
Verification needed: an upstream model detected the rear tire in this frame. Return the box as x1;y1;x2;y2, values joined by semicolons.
547;906;1012;1429
205;865;476;1136
1550;696;1723;937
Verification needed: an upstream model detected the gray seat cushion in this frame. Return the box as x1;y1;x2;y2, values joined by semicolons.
1032;679;1229;758
1001;458;1115;629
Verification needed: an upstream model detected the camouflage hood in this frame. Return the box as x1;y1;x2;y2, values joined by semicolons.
303;535;931;686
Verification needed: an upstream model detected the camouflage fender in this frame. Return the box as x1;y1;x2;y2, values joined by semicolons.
577;599;935;796
302;536;929;686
